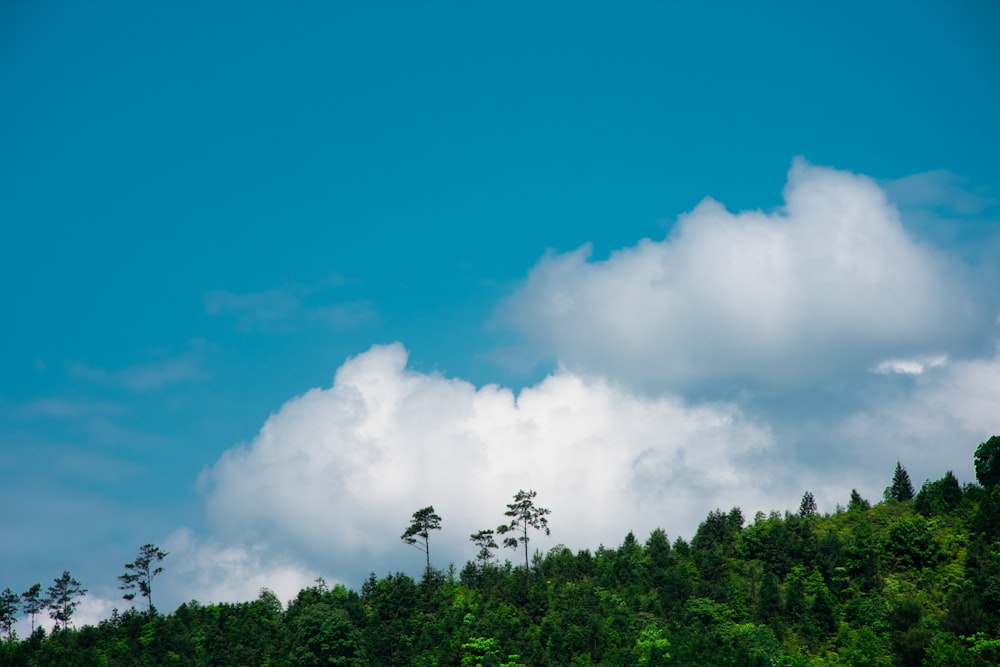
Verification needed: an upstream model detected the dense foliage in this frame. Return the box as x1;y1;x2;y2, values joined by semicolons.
3;443;1000;666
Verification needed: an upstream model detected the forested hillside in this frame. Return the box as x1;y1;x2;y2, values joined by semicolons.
3;436;999;666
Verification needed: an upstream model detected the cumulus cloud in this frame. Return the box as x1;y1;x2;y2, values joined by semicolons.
162;527;319;607
189;160;997;595
842;346;1000;481
13;593;118;638
202;343;776;584
499;159;988;391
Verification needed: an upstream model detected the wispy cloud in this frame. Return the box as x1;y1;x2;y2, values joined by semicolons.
883;170;997;217
70;346;205;391
204;278;376;334
881;170;1000;269
872;355;948;376
203;287;302;332
12;398;125;419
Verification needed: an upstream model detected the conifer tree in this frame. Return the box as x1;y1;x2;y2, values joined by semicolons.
47;571;87;630
885;461;914;501
799;491;818;518
848;489;870;512
20;583;46;633
470;529;499;569
757;573;782;625
497;489;551;589
974;435;1000;489
0;588;20;640
401;506;442;574
119;544;168;617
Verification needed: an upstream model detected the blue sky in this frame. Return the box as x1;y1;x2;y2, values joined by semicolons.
2;1;999;624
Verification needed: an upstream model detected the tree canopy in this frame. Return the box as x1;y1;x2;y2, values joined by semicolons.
2;438;999;666
974;434;1000;489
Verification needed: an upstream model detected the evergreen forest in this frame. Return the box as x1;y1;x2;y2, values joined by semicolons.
2;436;1000;666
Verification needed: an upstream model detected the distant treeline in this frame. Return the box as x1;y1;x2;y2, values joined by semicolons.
2;435;999;666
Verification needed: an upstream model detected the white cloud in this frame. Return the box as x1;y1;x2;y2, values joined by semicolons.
12;593;118;638
842;346;1000;481
499;159;987;390
161;527;319;607
201;343;775;584
184;160;998;598
871;355;948;376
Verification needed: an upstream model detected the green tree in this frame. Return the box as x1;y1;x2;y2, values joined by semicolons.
783;566;807;623
885;461;914;501
290;604;366;666
0;588;19;640
756;572;782;625
846;519;881;590
799;491;818;518
462;636;501;667
401;506;442;573
974;435;1000;489
808;584;837;638
20;583;47;633
119;543;168;617
47;571;87;629
634;624;671;665
470;529;499;569
497;489;551;589
887;514;942;568
848;489;871;512
915;470;963;516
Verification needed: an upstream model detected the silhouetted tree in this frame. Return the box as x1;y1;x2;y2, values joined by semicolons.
0;588;19;640
47;571;87;629
119;543;168;617
799;491;818;518
975;435;1000;489
401;506;442;573
498;489;551;589
470;529;499;569
20;583;46;633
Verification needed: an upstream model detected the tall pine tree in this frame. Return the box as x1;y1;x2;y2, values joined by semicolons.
885;461;914;501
